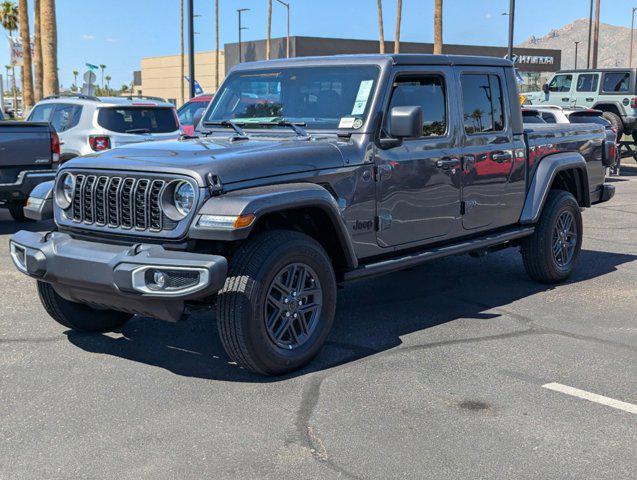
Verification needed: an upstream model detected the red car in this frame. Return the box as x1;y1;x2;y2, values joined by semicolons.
177;94;213;136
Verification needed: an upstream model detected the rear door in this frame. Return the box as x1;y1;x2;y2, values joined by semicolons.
458;68;516;231
375;67;462;247
571;73;600;107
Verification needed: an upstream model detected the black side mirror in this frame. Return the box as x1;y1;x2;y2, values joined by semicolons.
542;83;550;94
388;106;423;138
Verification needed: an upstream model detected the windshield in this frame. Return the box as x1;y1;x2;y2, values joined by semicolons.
568;113;610;127
178;101;208;126
203;65;380;130
97;107;178;134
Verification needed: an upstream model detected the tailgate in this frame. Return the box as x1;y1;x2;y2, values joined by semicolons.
0;123;52;168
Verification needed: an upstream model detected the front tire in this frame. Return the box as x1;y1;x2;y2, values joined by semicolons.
37;281;133;331
8;201;27;221
216;230;337;375
521;190;583;284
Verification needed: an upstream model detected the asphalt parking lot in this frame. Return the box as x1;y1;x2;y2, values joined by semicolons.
1;163;636;480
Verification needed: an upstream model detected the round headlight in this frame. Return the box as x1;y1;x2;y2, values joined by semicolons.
174;181;195;217
55;173;75;209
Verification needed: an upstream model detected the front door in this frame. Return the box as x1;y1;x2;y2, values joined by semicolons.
376;68;462;247
546;73;574;106
571;73;600;108
458;68;516;230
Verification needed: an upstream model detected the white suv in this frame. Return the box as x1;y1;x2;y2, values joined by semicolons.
26;95;181;161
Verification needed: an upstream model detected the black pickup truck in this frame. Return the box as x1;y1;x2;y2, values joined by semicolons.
0;121;60;220
10;54;615;375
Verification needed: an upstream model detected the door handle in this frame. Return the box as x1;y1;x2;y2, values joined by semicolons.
562;97;570;102
492;151;513;163
586;97;594;102
435;158;460;170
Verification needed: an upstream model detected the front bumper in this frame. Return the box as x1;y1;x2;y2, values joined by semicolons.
592;183;615;205
9;231;228;322
0;169;56;204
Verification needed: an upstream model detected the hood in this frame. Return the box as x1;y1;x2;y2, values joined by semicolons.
62;136;346;186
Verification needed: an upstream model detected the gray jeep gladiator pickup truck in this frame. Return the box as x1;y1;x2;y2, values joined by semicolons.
0;121;60;220
10;55;615;375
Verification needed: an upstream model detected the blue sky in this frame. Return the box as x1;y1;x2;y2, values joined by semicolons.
1;0;636;90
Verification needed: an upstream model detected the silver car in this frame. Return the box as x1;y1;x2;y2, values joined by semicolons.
26;95;181;162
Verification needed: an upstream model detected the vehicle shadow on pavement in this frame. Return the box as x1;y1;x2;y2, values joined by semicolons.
0;216;55;235
65;247;637;382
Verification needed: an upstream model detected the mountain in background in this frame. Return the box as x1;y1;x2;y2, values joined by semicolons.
518;18;634;69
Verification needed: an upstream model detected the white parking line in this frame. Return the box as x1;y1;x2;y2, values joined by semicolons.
542;382;637;414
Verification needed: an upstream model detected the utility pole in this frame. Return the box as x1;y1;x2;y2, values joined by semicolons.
215;0;219;91
574;41;580;69
237;8;249;64
187;0;195;99
630;7;637;68
180;0;185;106
586;0;593;68
275;0;290;58
507;0;515;62
591;0;600;69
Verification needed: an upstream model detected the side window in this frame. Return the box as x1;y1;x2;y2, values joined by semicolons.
28;104;56;122
548;75;573;92
51;104;82;132
387;74;447;136
460;73;504;134
602;72;630;92
541;112;557;123
576;74;599;92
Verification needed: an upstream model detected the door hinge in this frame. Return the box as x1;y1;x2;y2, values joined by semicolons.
461;201;466;215
375;213;392;231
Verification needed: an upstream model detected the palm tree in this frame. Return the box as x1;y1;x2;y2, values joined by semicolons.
394;0;402;53
215;0;219;91
99;64;106;88
4;65;10;91
266;0;272;60
33;0;42;101
40;0;59;96
105;75;111;92
376;0;385;54
1;1;18;110
72;69;78;90
433;0;443;54
180;0;184;105
18;0;34;112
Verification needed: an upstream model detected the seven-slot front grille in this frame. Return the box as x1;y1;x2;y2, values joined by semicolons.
68;173;172;232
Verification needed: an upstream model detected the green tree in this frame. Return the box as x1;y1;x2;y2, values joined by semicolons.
1;1;19;110
72;69;78;90
99;64;106;88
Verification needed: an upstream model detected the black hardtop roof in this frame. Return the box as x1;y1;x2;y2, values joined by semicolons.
556;68;637;74
232;53;513;71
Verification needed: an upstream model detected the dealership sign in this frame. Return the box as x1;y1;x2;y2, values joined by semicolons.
516;55;555;65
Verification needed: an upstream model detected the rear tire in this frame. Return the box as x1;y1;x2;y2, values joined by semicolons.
521;190;583;284
216;230;337;376
37;281;133;331
8;201;27;221
601;111;623;140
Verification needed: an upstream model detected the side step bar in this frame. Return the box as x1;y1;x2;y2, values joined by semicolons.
342;226;535;283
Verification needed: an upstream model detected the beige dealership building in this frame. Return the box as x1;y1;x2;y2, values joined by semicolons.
141;50;225;106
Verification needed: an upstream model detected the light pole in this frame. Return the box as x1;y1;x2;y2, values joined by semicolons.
187;0;195;99
630;7;637;67
274;0;291;58
586;0;593;68
574;41;580;69
502;0;515;62
237;8;250;63
592;0;600;68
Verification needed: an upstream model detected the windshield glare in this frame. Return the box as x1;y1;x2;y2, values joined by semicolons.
203;66;380;130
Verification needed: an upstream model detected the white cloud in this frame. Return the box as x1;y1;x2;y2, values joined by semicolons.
82;34;95;40
106;37;117;43
485;13;493;19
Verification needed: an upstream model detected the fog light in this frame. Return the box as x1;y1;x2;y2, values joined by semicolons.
145;269;167;291
153;270;166;289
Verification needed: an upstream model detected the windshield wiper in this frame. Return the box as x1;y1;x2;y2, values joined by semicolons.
125;128;151;134
203;120;247;138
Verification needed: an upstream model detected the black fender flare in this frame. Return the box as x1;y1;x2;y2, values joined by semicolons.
189;183;358;269
591;101;626;117
520;152;589;224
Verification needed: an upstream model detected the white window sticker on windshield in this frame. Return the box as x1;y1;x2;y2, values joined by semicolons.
351;80;374;115
338;117;356;129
